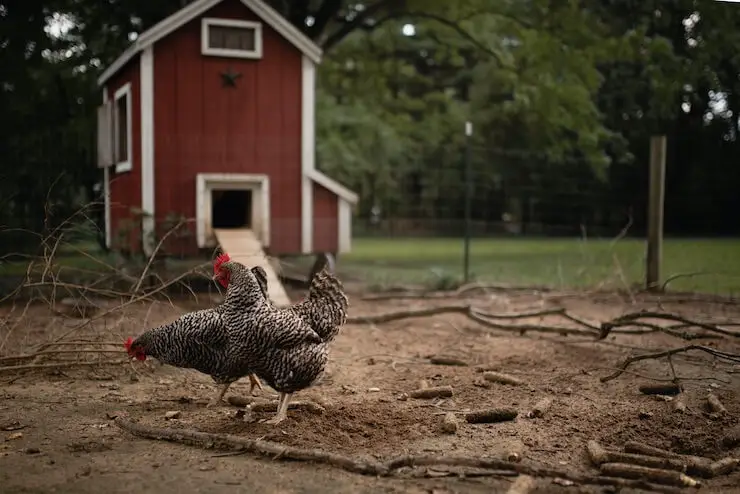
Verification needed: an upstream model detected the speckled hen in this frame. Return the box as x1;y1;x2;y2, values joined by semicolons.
123;254;263;407
214;258;346;424
250;253;348;343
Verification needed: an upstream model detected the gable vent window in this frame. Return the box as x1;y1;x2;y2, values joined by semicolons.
202;18;263;59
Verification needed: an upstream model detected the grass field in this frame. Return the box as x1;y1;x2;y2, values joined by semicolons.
2;237;739;295
340;237;740;295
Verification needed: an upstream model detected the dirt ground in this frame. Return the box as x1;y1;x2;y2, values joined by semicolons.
1;284;740;494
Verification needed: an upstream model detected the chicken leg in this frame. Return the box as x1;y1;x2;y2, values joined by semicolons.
248;374;263;396
265;392;292;425
207;383;231;408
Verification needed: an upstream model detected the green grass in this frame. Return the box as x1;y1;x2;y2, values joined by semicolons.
2;237;739;296
340;237;740;295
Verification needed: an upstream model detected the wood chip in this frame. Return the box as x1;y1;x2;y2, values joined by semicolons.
409;385;453;399
482;371;524;386
638;383;681;396
440;412;458;434
465;408;518;424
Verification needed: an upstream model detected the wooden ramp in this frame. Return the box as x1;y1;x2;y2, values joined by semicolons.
213;228;291;307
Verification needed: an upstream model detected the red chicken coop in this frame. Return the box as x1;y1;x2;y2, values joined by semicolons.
95;0;358;264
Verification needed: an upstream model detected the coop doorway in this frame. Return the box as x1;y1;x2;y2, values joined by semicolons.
196;173;271;249
211;189;252;229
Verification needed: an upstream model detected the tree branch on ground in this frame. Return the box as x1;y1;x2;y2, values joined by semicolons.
114;417;691;492
600;345;740;383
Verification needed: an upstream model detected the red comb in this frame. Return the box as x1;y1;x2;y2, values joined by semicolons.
124;337;133;351
214;253;230;268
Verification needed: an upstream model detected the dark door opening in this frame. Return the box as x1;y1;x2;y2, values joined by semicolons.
211;189;252;228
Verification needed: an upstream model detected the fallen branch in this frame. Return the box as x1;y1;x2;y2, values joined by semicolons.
599;463;699;487
600;345;740;383
360;282;554;301
114;418;687;492
0;360;129;374
587;440;688;473
601;311;740;339
348;305;604;338
622;441;713;478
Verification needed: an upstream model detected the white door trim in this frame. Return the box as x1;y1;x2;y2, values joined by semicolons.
195;173;270;249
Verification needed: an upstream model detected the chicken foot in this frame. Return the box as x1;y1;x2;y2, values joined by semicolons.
248;374;263;396
264;392;293;425
206;383;231;408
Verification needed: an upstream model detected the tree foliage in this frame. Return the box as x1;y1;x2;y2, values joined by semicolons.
2;0;740;253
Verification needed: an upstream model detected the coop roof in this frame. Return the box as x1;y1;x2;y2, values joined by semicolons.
97;0;322;86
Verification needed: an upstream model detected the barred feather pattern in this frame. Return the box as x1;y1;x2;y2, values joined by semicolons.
127;308;251;385
222;262;332;394
250;260;348;343
126;262;270;386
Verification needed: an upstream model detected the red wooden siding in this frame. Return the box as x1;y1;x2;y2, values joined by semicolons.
107;61;142;253
153;0;303;255
312;183;338;253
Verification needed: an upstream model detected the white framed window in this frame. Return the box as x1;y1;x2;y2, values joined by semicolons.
201;18;263;59
113;82;132;173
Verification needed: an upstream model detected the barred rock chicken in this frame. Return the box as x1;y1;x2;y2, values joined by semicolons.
213;257;345;424
123;255;263;407
249;253;347;344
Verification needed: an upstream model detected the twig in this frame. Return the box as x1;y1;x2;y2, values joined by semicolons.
114;418;688;492
600;345;740;383
586;440;688;473
0;360;129;373
603;311;740;339
599;463;699;487
638;383;681;396
409;385;453;399
130;218;193;298
428;356;468;366
482;371;525;386
622;441;713;478
465;408;518;424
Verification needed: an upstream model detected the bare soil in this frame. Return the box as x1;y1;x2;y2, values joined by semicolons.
1;286;740;493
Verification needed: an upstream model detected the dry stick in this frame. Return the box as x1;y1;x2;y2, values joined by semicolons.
638;383;681;396
599;463;699;488
49;264;210;345
622;441;713;478
586;440;688;473
114;418;686;492
605;311;740;338
483;371;525;386
465;408;518;424
409;385;453;399
0;360;129;373
129;218;193;299
428;356;468;366
600;345;740;383
0;349;124;363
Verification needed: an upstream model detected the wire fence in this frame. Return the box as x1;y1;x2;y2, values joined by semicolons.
1;138;739;298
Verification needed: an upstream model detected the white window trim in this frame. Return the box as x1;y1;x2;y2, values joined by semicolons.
113;82;133;173
201;17;263;59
